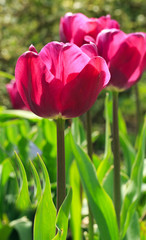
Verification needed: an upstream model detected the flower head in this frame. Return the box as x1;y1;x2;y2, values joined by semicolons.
96;29;146;90
15;42;110;118
60;13;120;47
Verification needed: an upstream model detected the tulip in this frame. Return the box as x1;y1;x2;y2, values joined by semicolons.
96;29;145;227
15;41;110;214
96;29;145;90
15;42;110;119
6;79;28;110
60;13;120;47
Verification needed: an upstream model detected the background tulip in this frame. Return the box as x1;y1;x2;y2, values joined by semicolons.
6;79;28;110
60;13;120;47
96;29;146;90
15;42;110;119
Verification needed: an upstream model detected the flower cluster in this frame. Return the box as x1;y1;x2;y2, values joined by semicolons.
9;13;145;118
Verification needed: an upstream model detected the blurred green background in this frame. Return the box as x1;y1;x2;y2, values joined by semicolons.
0;0;146;122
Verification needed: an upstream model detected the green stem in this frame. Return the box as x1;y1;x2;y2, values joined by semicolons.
57;118;66;212
86;110;94;239
135;84;141;133
112;91;121;229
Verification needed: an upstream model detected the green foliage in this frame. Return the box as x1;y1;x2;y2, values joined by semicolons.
70;131;119;240
120;119;146;239
33;154;56;240
13;152;31;210
53;188;72;240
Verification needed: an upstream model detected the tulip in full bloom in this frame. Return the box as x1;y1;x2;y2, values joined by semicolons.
60;13;120;47
6;79;28;110
96;29;146;90
15;42;110;118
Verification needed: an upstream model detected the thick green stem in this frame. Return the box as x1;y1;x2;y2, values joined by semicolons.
86;110;94;239
57;118;66;212
135;84;141;133
112;91;121;229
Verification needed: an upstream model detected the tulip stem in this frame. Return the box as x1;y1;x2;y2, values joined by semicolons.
57;117;66;212
135;84;141;133
86;110;94;239
112;91;120;229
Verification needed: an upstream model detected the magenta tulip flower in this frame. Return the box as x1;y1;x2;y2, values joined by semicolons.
15;42;110;119
60;13;120;47
6;79;28;110
96;29;146;90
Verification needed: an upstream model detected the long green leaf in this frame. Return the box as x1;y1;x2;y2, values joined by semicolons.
70;131;119;240
33;154;56;240
10;217;32;240
53;188;72;240
0;71;14;79
97;93;113;184
29;160;42;205
14;152;31;210
120;119;146;239
70;161;82;240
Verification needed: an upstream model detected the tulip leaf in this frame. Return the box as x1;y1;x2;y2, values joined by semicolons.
120;118;146;239
123;212;140;240
70;131;119;240
71;117;86;145
0;71;14;79
70;161;82;240
29;160;42;205
53;188;72;240
10;217;32;240
65;129;74;184
13;152;31;210
33;154;56;240
119;131;136;177
1;109;41;120
97;93;113;184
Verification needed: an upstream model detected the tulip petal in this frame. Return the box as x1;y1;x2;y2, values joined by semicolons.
109;33;145;89
60;57;110;118
15;51;63;118
6;80;27;110
96;29;126;64
39;41;63;77
81;43;98;58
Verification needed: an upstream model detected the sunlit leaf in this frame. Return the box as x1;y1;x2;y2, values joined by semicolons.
14;152;31;210
70;161;82;240
97;93;113;184
70;131;119;240
120;119;146;239
33;154;56;240
53;188;72;240
29;160;42;205
10;217;32;240
0;71;14;79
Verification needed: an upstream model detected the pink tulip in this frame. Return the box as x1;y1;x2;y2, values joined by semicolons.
96;29;146;90
60;13;120;47
15;42;110;118
6;79;28;110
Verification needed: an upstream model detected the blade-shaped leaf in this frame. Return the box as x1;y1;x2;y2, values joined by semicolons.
97;93;113;184
10;217;32;240
120;131;135;177
70;131;119;240
29;160;42;205
0;71;14;79
14;152;31;210
53;188;72;240
70;161;82;240
123;212;140;240
120;119;146;239
33;154;56;240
